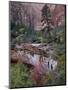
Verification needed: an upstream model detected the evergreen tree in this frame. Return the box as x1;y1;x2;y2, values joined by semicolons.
41;4;54;42
41;4;53;31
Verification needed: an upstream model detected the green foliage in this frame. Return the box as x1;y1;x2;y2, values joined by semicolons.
40;25;66;86
10;64;36;88
11;23;47;44
50;25;66;85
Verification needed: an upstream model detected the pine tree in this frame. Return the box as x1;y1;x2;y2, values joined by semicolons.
41;4;53;33
41;4;54;42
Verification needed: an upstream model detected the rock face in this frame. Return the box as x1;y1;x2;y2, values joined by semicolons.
51;5;65;27
10;2;65;30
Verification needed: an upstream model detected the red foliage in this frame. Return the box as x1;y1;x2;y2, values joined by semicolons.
31;63;43;86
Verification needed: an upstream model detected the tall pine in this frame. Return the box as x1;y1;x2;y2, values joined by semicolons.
41;4;54;42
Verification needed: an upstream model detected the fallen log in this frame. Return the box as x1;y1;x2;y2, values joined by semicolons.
15;43;49;57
